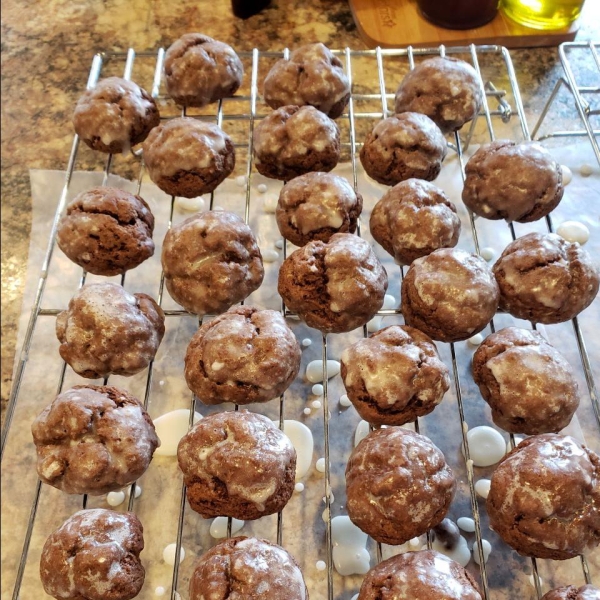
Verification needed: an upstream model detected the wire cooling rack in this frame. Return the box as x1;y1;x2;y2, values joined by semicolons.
533;41;600;165
1;44;598;600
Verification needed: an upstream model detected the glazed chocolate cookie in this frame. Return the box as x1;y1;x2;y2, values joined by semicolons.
161;210;264;315
276;172;362;246
184;306;301;405
143;117;235;198
487;434;600;560
278;233;388;334
472;327;579;434
57;186;155;276
189;537;308;600
263;42;350;119
164;33;243;107
401;248;499;342
340;325;450;426
73;77;160;154
462;140;564;223
370;178;460;265
253;105;340;181
56;282;165;379
493;232;599;324
32;385;159;495
394;56;483;134
357;550;482;600
177;411;296;520
346;427;455;545
359;113;447;186
541;585;600;600
40;509;145;600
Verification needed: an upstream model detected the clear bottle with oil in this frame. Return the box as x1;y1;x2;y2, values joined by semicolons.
500;0;586;29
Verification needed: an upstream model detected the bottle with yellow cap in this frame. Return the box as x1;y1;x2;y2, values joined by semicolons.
500;0;586;30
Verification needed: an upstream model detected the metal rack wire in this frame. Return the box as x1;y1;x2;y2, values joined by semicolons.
1;44;598;600
532;41;600;166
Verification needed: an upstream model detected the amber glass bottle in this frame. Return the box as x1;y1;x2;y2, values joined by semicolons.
417;0;499;29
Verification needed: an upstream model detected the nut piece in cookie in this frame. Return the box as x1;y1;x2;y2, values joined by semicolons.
177;411;296;520
370;178;460;265
185;306;301;405
492;232;599;324
394;56;482;134
357;550;482;600
360;113;447;186
143;117;235;198
346;427;455;545
40;509;145;600
472;327;579;434
164;33;243;107
487;434;600;560
541;585;600;600
56;282;165;378
341;325;449;426
253;105;340;181
162;211;264;316
278;233;388;334
32;385;159;495
462;140;563;223
276;172;363;246
263;42;350;119
401;248;499;342
189;537;308;600
57;186;155;276
73;77;160;153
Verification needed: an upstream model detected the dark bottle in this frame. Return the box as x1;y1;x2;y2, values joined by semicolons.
416;0;499;29
231;0;272;19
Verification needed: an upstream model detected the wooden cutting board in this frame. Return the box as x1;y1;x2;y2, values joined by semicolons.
348;0;579;48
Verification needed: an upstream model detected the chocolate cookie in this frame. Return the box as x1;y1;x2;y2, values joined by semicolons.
73;77;160;154
32;385;159;495
341;325;450;426
541;585;600;600
487;434;600;560
472;327;580;434
143;117;235;198
346;427;455;545
401;248;499;342
263;42;350;119
184;306;301;405
462;140;564;223
357;550;482;600
56;282;165;379
394;56;482;134
276;172;362;246
370;178;460;265
164;33;243;107
359;113;447;186
493;232;599;324
40;509;145;600
189;537;308;600
161;210;264;315
253;105;340;181
57;186;155;276
177;411;296;520
278;233;388;334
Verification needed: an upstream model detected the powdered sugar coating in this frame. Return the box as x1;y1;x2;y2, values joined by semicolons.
40;509;145;600
264;42;350;118
32;385;159;495
346;427;455;545
162;211;264;316
177;411;296;519
370;178;460;265
487;434;600;559
541;585;600;600
56;282;165;378
189;536;307;600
